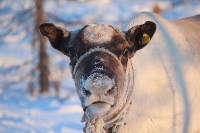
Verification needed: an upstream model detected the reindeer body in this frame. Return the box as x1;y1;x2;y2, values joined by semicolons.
39;12;200;133
119;12;200;133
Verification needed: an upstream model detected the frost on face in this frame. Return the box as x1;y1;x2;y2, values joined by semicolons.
86;73;114;91
94;56;106;63
80;72;116;97
81;55;116;95
82;24;114;44
93;56;107;70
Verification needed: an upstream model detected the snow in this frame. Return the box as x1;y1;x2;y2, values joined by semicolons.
4;31;26;43
83;73;115;92
0;0;200;133
82;24;114;44
0;89;84;133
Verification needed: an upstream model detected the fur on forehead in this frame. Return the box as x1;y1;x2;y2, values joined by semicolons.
79;24;124;45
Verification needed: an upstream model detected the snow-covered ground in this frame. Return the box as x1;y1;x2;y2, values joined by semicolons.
0;89;84;133
0;0;200;133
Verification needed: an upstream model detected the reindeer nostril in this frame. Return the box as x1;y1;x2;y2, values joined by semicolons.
82;87;91;96
106;86;116;95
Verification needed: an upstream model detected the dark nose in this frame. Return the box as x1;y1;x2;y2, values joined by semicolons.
83;74;117;96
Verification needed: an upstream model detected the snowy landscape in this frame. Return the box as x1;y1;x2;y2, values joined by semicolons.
0;0;200;133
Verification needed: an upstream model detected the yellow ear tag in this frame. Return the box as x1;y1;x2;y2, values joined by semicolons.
141;33;150;44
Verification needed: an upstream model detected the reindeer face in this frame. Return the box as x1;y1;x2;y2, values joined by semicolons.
39;22;156;117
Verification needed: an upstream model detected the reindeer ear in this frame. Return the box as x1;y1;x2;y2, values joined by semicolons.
126;21;156;57
39;23;71;52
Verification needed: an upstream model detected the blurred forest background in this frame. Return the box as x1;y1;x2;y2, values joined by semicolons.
0;0;200;132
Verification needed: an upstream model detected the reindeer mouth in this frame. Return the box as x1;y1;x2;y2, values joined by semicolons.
86;101;112;116
91;101;105;104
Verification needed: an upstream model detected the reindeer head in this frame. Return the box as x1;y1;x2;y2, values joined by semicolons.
39;22;156;120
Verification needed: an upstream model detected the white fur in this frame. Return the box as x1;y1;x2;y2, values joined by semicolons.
118;12;200;133
83;24;114;44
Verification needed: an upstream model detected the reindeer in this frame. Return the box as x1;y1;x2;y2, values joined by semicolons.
39;12;200;133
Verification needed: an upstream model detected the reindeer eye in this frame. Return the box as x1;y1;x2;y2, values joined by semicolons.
123;48;129;57
67;47;75;58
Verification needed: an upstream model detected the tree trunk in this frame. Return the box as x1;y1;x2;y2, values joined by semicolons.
35;0;49;93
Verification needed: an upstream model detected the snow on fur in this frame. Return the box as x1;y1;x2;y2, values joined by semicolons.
83;24;114;44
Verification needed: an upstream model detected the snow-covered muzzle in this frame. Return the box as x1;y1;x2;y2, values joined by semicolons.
73;47;125;117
